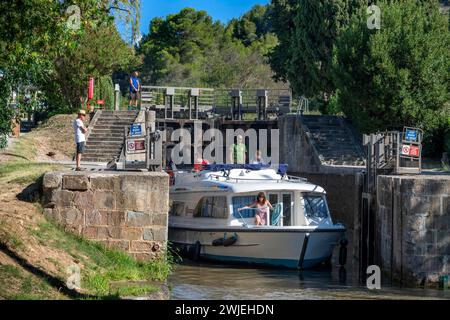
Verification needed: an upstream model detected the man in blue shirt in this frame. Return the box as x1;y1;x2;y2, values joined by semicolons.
129;71;140;108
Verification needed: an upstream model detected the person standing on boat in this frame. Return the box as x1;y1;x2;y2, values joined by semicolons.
229;134;246;164
251;150;264;164
238;192;273;226
193;156;209;172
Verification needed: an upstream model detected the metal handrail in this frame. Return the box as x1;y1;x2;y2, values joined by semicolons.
206;173;308;183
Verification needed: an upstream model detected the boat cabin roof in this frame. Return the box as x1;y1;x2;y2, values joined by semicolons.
171;168;325;194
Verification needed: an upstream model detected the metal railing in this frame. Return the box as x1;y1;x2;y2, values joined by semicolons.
205;172;308;184
138;86;292;120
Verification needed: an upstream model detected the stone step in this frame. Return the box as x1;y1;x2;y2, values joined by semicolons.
97;117;137;121
82;110;137;162
82;157;115;162
87;136;123;141
88;134;124;138
96;119;137;124
84;143;122;149
85;140;122;145
86;137;123;142
84;147;122;153
85;144;122;152
91;129;127;134
93;125;129;129
91;129;125;134
101;111;138;115
83;151;120;156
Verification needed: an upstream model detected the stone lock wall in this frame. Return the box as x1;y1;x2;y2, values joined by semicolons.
376;175;450;286
293;171;364;278
42;171;169;260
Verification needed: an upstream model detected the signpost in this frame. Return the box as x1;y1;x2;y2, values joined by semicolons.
397;127;423;174
130;124;142;136
405;128;418;142
126;138;146;153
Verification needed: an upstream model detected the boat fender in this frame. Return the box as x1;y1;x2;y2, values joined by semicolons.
339;238;348;266
212;238;225;246
191;241;201;262
223;233;238;247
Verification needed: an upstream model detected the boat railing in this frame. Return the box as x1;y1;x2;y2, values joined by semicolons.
206;173;308;184
235;203;284;227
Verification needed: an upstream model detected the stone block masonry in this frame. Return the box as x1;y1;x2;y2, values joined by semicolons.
376;175;450;286
42;171;169;261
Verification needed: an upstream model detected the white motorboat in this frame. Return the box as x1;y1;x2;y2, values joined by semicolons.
168;164;346;269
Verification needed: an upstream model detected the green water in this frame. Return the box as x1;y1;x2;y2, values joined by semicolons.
168;261;450;300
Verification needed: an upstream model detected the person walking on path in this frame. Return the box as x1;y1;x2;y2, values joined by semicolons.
129;71;140;108
73;110;88;171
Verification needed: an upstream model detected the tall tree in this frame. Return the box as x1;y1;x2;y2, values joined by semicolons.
289;0;365;99
333;0;450;136
269;0;365;113
268;0;299;83
138;7;285;89
0;0;140;139
49;25;138;110
138;8;221;85
228;4;272;46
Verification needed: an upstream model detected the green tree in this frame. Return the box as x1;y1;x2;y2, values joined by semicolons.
290;0;364;99
0;0;140;140
333;0;450;136
270;0;365;112
139;7;284;89
228;4;272;46
48;25;138;110
139;8;220;85
268;0;299;83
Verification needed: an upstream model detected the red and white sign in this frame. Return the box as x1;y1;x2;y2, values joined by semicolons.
127;139;146;153
409;145;420;157
127;141;135;151
401;144;420;157
401;145;410;155
134;140;145;151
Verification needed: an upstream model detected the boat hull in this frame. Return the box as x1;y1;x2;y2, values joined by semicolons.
169;226;346;269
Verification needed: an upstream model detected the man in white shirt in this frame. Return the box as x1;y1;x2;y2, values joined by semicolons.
73;110;88;171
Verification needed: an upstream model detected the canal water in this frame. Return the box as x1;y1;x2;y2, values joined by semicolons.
169;261;450;300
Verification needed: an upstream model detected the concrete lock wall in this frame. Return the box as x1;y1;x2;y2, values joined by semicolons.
298;172;364;277
278;115;322;173
377;175;450;286
42;171;169;261
278;115;364;174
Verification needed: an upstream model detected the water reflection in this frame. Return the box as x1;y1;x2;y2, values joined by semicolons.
169;260;450;300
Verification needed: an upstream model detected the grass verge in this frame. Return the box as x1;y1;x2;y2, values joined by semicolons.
0;161;64;185
30;220;173;298
0;264;67;300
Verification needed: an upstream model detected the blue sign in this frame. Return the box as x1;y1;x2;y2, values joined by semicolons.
130;124;142;136
405;129;418;142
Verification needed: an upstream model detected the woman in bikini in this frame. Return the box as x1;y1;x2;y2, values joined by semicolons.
238;192;273;226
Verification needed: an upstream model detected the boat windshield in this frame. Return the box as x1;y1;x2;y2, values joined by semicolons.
232;195;257;218
303;194;329;221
